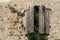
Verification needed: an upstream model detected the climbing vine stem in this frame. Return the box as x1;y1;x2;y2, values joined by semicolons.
8;5;26;39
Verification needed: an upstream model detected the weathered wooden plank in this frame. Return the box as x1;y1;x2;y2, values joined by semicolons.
39;6;44;34
28;5;34;33
23;10;29;34
25;5;34;33
45;10;50;34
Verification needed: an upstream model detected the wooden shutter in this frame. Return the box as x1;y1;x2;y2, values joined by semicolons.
25;5;51;34
25;5;34;33
39;6;44;34
45;8;51;34
39;6;51;34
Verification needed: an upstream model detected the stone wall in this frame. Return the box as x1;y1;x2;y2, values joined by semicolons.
0;0;60;40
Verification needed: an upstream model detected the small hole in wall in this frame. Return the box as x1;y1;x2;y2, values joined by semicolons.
5;6;8;8
19;37;21;39
24;27;25;30
20;31;22;33
14;4;17;6
8;4;10;7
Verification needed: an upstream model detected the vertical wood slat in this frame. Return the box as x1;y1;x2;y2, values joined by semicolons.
25;5;34;33
29;5;34;33
45;10;50;34
39;6;51;34
25;10;29;34
39;6;44;34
